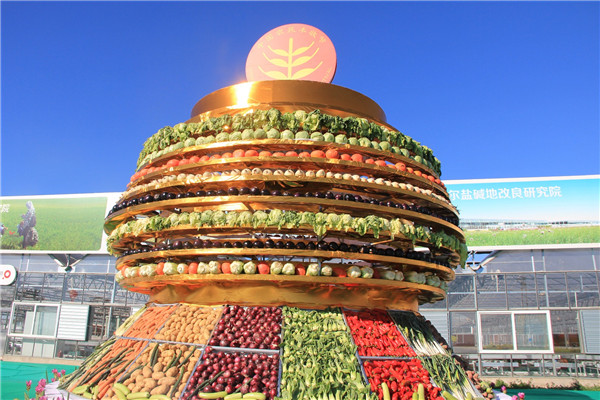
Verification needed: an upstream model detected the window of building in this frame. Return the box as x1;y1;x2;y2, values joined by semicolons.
478;311;553;353
9;303;59;338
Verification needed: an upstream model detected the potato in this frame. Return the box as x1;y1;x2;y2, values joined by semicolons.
142;366;152;378
150;384;169;395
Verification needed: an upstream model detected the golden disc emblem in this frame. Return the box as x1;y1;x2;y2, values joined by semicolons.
246;24;337;83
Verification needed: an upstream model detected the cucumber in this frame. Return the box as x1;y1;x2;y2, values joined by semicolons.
114;382;131;395
224;394;243;400
127;392;150;399
243;393;266;399
198;391;228;399
149;395;171;400
72;385;90;394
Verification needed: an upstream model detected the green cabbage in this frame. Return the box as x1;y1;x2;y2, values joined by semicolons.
281;130;295;140
241;129;254;140
229;131;242;141
270;261;283;275
208;261;221;274
361;266;374;279
267;128;280;139
310;131;324;141
347;266;362;278
253;129;267;139
335;134;348;144
282;263;295;275
295;130;309;140
306;263;320;276
230;261;244;275
323;132;334;142
243;261;257;274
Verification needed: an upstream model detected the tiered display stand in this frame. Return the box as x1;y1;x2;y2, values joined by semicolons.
58;80;484;400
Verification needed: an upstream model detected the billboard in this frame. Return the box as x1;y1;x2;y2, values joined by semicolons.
0;193;120;253
445;175;600;249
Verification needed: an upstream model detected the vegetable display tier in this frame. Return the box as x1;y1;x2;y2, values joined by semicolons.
104;80;467;311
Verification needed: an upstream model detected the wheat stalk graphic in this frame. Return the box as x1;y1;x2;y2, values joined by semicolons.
259;38;323;79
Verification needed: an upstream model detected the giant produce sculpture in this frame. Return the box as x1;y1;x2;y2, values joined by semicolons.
59;24;484;400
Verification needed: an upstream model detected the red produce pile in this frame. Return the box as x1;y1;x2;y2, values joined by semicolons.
345;309;416;357
183;348;279;400
363;359;444;400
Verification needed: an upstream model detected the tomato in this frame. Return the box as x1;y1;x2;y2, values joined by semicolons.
365;158;375;164
220;262;231;274
406;167;414;173
351;153;364;163
311;150;326;158
210;154;221;160
259;151;272;157
414;170;422;176
375;160;387;167
188;262;199;274
166;159;179;167
189;155;201;163
179;158;190;165
232;149;245;158
221;152;233;159
200;155;211;162
257;263;270;274
299;151;311;157
340;153;352;161
156;262;165;275
272;151;285;157
244;149;259;157
285;151;299;157
325;149;340;159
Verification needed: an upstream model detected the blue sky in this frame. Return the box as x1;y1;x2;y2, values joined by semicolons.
1;1;598;196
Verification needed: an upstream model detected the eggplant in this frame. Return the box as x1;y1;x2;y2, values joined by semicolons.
202;240;213;248
385;201;395;207
306;242;316;250
385;248;395;256
223;242;233;248
275;241;285;249
233;241;243;248
250;187;261;196
285;241;297;249
252;241;264;248
183;241;193;249
176;193;185;199
265;239;275;248
238;187;250;195
282;191;292;196
206;190;216;197
186;192;195;198
314;192;325;198
359;245;370;254
168;193;176;200
271;190;282;196
243;240;253;248
193;239;203;248
338;243;349;252
293;192;302;198
216;189;227;196
328;242;339;251
349;244;359;253
304;192;312;197
227;187;239;196
325;192;335;199
334;193;343;200
394;248;404;258
261;189;271;196
195;190;207;197
375;248;385;256
355;196;363;203
213;241;223;248
317;242;329;251
296;242;306;250
370;199;380;206
343;194;355;202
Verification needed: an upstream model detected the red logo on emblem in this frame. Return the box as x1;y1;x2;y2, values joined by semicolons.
246;24;337;83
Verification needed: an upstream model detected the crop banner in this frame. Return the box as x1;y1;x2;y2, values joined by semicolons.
0;193;120;253
445;175;600;249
